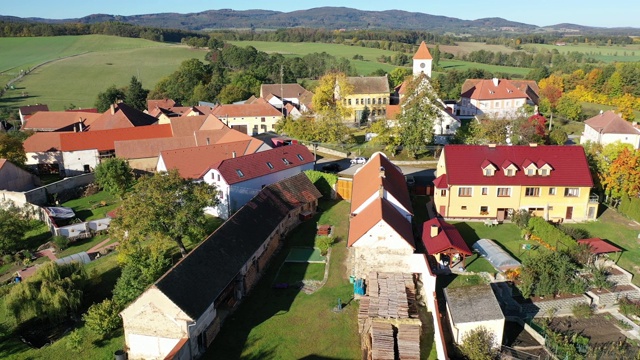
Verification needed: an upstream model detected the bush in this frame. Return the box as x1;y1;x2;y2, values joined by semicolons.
618;297;640;317
457;326;496;360
619;194;640;223
559;225;591;240
527;217;576;251
304;170;337;199
2;254;12;265
572;303;594;318
52;235;70;250
315;236;335;256
83;298;122;337
66;329;83;352
510;209;531;230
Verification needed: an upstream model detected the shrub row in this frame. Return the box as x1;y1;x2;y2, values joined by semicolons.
527;217;576;250
304;170;337;199
619;195;640;223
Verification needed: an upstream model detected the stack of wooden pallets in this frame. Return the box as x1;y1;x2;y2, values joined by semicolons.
397;324;421;360
371;322;396;360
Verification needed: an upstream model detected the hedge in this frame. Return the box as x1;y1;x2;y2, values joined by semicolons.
527;217;576;250
619;195;640;223
304;170;337;199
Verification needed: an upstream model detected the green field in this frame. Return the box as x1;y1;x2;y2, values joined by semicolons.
0;35;208;110
436;59;531;77
522;43;640;63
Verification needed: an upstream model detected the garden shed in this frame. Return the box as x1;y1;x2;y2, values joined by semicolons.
472;238;520;272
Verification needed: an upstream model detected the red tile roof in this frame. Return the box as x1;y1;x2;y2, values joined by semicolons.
413;41;433;60
65;108;98;113
19;104;49;116
89;103;158;131
0;158;6;170
147;99;177;112
211;144;313;184
577;238;622;255
351;153;412;215
22;111;101;132
211;102;282;118
59;124;173;152
461;78;529;100
198;115;226;131
441;145;593;187
386;105;401;120
584;110;640;135
348;197;414;248
169;115;208;137
433;174;448;189
422;218;472;256
160;141;254;179
115;136;196;159
23;132;63;152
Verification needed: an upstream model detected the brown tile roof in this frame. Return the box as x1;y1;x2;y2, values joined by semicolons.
169;115;208;137
19;104;49;116
211;102;282;118
347;197;414;248
160;140;254;179
153;173;321;319
192;106;215;117
584;110;640;135
22;111;101;132
386;105;401;120
23;132;63;152
347;76;390;95
89;103;158;131
198;115;226;131
59;124;173;152
461;78;528;100
260;83;310;99
0;158;6;170
115;136;196;160
351;153;412;215
212;144;313;185
413;41;433;60
147;99;177;112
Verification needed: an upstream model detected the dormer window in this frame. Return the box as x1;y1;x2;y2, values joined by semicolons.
540;169;548;176
502;161;518;177
506;169;514;176
481;159;497;176
538;163;553;176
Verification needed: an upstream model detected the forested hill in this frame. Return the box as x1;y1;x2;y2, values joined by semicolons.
2;7;639;35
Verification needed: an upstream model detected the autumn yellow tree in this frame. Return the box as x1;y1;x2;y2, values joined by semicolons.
538;74;564;127
601;147;640;199
614;93;637;121
311;72;353;119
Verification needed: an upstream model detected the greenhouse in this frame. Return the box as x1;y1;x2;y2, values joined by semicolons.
472;238;520;272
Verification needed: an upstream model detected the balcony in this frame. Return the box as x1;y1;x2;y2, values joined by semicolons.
589;194;599;203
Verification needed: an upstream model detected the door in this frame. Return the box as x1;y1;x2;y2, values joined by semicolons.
439;205;446;217
231;124;248;135
496;209;506;222
565;206;573;220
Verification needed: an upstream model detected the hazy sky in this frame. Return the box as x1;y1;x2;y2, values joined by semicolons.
2;0;638;28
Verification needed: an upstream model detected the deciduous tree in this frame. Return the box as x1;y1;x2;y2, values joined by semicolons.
94;157;134;199
601;147;640;199
0;203;29;255
397;75;439;158
110;170;219;257
457;326;496;360
0;133;26;167
95;85;125;112
312;72;353;119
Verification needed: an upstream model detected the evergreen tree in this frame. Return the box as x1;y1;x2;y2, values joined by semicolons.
124;76;149;111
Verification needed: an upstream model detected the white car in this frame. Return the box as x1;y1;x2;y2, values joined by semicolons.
350;157;367;165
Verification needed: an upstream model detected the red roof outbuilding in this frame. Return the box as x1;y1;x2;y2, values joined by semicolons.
422;218;472;256
577;238;622;255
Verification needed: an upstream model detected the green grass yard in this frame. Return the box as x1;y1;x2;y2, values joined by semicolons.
275;262;326;284
61;191;120;221
522;43;640;63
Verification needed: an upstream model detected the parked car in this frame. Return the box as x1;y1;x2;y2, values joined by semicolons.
350;157;367;165
321;163;341;173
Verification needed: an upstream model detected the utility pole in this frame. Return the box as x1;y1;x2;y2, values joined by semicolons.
280;65;284;117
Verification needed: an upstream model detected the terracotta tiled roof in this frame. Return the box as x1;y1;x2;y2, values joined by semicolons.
198;115;226;131
461;78;528;100
348;197;415;248
153;173;320;319
347;76;390;95
19;104;49;116
147;99;177;112
89;103;158;131
115;136;197;160
65;108;98;113
192;106;215;117
0;159;6;170
212;144;313;185
413;41;433;60
22;111;101;132
584;110;640;135
59;124;173;152
386;105;401;120
422;218;472;256
351;153;412;215
260;83;310;99
160;140;254;179
211;102;282;118
169;115;208;137
576;238;622;255
23;132;63;152
441;145;593;187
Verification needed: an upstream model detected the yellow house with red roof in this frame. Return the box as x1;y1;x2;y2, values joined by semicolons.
433;144;598;222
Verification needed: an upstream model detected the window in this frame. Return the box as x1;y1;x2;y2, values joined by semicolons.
296;154;304;161
564;188;579;197
539;169;549;176
383;98;387;105
261;117;265;122
440;189;447;196
525;187;540;197
484;168;494;176
497;187;511;197
236;169;244;177
260;125;267;131
482;187;488;195
348;99;352;105
480;206;489;215
549;187;556;195
458;187;472;197
282;158;290;165
505;169;514;176
526;168;535;176
588;207;596;219
355;99;359;105
548;206;554;211
495;101;500;108
218;191;224;199
367;98;371;105
461;206;467;210
217;174;220;181
266;162;274;169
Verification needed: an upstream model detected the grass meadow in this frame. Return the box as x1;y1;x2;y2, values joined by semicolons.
0;35;208;110
522;43;640;62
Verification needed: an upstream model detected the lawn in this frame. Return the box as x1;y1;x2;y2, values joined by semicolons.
206;200;361;359
453;221;532;263
61;191;120;221
274;262;326;284
436;59;531;77
563;207;640;286
522;43;640;63
1;35;208;110
55;234;110;258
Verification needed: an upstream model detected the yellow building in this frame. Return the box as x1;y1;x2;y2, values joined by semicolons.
341;76;390;123
433;144;597;222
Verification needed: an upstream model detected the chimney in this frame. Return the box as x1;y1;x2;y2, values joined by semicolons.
378;184;384;199
78;118;83;132
379;166;385;178
488;143;497;148
430;224;439;237
492;78;499;87
206;137;210;145
529;143;538;147
110;104;115;115
232;151;236;158
600;110;604;115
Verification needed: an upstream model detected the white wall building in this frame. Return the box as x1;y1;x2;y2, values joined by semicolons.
580;110;640;149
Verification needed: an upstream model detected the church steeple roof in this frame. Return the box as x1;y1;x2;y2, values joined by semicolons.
413;41;433;60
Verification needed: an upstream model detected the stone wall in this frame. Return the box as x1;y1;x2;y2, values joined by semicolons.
0;173;95;208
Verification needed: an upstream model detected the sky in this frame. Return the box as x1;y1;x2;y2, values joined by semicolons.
2;0;639;28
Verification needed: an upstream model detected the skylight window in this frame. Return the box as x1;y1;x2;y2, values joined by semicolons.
296;154;304;161
266;162;274;169
236;169;244;177
282;158;290;165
